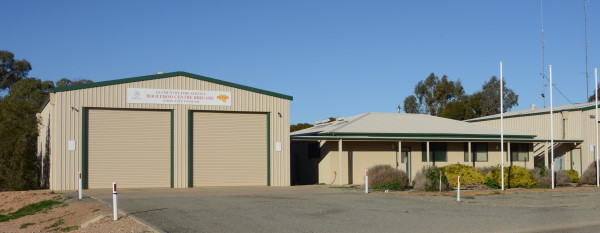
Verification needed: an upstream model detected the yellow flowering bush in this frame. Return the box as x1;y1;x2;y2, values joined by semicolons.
486;166;536;188
443;164;485;188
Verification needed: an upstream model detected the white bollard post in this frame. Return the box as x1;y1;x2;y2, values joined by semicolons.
457;176;461;202
439;170;442;193
78;172;82;200
365;170;369;193
112;182;118;221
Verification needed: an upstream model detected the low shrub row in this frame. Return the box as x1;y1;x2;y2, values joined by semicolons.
367;162;590;192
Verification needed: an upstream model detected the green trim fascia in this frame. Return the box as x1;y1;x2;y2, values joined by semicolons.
81;107;88;189
318;132;536;139
267;112;271;186
187;110;193;188
170;110;174;188
466;103;600;123
292;136;583;143
578;104;600;111
51;71;293;100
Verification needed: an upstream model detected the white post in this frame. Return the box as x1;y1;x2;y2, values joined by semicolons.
468;142;472;164
457;176;461;202
550;64;555;189
338;139;343;185
439;170;442;193
78;172;82;200
595;67;599;187
365;170;369;193
500;61;505;191
112;182;118;221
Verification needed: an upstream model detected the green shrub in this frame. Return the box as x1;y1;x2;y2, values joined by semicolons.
443;164;485;188
579;162;597;185
485;178;499;189
486;166;536;188
367;164;409;191
566;169;579;183
412;166;450;192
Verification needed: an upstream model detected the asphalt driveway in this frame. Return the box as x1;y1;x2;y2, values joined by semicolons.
87;186;600;233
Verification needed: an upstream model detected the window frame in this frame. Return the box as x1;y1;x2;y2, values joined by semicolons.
510;143;529;162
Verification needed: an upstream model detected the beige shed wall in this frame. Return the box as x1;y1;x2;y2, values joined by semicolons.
47;75;290;190
37;93;55;188
317;141;533;184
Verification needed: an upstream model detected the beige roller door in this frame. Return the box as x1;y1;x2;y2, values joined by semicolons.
88;109;170;189
193;112;267;186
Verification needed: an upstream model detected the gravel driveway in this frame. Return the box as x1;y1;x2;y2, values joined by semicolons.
87;186;600;233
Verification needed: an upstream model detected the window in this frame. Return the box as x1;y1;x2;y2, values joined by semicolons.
464;142;488;162
422;142;447;162
511;143;529;161
473;143;488;162
307;142;321;159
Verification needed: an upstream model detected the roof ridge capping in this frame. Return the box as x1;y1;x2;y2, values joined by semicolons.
466;102;598;122
51;71;293;100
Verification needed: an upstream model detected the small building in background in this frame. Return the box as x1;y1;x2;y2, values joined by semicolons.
290;112;580;185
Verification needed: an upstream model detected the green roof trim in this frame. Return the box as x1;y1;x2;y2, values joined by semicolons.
466;103;600;122
51;71;293;101
319;132;536;139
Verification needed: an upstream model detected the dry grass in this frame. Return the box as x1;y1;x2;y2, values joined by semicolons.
367;165;409;191
579;162;597;185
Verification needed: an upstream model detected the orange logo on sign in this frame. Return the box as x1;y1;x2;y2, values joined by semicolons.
217;94;229;102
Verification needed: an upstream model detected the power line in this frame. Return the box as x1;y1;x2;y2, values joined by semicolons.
541;73;574;104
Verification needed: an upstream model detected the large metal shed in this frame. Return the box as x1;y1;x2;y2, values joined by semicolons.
37;71;292;190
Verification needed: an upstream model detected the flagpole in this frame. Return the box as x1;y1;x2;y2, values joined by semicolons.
595;67;599;187
500;61;505;191
550;65;554;189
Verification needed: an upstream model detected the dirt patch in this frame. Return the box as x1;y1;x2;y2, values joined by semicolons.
0;190;154;233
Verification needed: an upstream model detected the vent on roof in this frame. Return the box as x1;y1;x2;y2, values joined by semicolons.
314;119;330;125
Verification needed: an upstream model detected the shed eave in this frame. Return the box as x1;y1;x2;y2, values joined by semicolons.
51;71;293;100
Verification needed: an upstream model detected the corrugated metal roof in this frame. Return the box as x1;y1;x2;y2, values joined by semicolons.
292;112;535;138
291;135;583;143
466;102;600;122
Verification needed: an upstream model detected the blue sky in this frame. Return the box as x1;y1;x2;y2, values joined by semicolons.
3;1;599;124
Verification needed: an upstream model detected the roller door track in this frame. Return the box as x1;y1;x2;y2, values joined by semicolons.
192;112;267;186
87;109;171;189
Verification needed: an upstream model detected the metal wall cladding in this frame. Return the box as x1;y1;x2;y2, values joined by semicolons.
45;75;290;190
87;109;171;189
471;110;595;174
193;112;267;186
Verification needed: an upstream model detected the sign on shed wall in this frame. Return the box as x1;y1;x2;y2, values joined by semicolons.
127;88;231;106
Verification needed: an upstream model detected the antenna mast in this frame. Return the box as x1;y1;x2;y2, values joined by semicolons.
583;0;591;101
541;0;547;107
